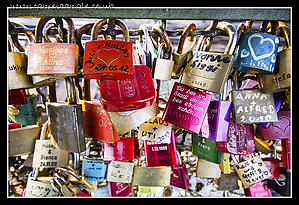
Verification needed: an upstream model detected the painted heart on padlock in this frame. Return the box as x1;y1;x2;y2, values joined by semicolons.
248;33;275;61
272;117;290;133
96;48;120;67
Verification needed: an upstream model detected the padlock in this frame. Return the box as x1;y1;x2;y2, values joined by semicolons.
9;89;26;105
231;70;278;124
32;120;69;168
173;23;196;76
162;82;212;134
268;166;291;196
258;111;291;140
196;158;221;178
25;176;59;197
47;77;86;153
259;23;291;93
104;136;134;161
170;151;190;189
244;180;272;197
98;64;155;112
106;160;134;183
27;17;79;77
216;172;239;191
233;21;280;74
231;154;271;188
216;119;255;155
83;19;134;80
107;181;131;197
153;42;173;80
132;166;171;187
192;134;223;164
143;130;177;167
281;138;291;169
106;101;160;135
180;22;237;94
8;91;39;125
82;140;107;181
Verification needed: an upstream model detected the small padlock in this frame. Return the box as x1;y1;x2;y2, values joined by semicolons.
170;150;190;189
153;42;173;80
104;136;134;161
132;166;171;187
27;17;79;78
233;21;280;74
83;19;134;80
107;181;131;197
82;140;107;181
181;22;237;94
172;23;196;76
47;77;86;153
106;160;134;183
216;172;239;191
25;176;59;197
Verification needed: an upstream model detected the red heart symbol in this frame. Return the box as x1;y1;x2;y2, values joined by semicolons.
272;116;290;133
96;48;120;67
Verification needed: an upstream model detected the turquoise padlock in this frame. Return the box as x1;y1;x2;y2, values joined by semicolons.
8;93;38;125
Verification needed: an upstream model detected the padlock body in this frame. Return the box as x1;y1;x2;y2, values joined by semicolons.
132;166;171;187
154;58;173;80
170;162;190;189
231;89;278;124
8;52;34;90
196;158;221;178
181;51;234;93
216;173;239;191
162;82;212;134
259;47;291;93
107;182;131;197
83;40;133;80
233;32;280;74
47;102;86;152
216;119;255;155
8;94;38;125
80;100;120;143
82;157;107;181
99;65;155;112
106;161;134;183
25;176;59;197
244;180;272;197
104;137;134;161
199;100;231;142
27;43;79;76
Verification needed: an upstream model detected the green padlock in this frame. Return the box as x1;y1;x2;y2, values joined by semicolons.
192;133;224;164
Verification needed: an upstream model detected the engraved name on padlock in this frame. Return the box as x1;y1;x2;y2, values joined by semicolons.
132;166;171;187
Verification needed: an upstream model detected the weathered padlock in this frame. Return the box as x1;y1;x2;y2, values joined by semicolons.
162;82;212;134
216;172;239;191
231;70;278;124
82;140;107;181
232;154;271;188
83;19;134;80
98;64;155;112
170;151;190;189
192;134;223;164
196;158;221;178
27;17;79;77
259;23;291;92
233;21;280;74
32;120;69;168
172;23;196;76
143;130;177;167
47;77;86;152
181;22;237;94
132;166;171;187
104;136;134;161
106;160;134;183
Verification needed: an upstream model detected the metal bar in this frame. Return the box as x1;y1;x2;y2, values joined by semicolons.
8;8;290;21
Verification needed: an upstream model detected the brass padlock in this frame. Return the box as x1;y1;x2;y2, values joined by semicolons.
47;77;86;152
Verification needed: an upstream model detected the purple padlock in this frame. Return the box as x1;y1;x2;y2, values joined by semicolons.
162;82;212;134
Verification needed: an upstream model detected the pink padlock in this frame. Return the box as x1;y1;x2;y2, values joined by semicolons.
244;180;272;197
162;82;212;134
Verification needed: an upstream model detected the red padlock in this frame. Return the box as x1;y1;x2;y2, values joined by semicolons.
262;157;280;179
107;182;131;197
98;65;155;112
83;19;133;80
9;89;27;105
104;136;134;161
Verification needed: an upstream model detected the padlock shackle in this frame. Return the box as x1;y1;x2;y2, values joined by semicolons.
82;78;91;101
139;24;150;53
43;23;63;43
279;24;290;49
75;23;94;56
35;17;75;44
216;22;237;55
85;139;103;158
176;23;196;54
152;24;172;54
64;77;77;105
40;120;50;140
91;19;108;41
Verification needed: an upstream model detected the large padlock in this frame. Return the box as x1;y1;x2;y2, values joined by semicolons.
27;17;79;77
233;21;280;74
172;23;196;76
47;77;86;152
231;70;278;124
32;120;69;168
82;140;107;181
98;64;155;112
162;82;212;134
83;19;133;80
259;23;291;93
180;22;237;94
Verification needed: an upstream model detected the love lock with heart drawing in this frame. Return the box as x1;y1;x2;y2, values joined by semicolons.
233;21;280;75
83;19;133;80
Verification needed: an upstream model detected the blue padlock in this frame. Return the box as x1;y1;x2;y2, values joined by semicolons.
234;21;280;75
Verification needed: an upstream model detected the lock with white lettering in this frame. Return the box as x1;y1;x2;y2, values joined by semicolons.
32;120;69;168
231;154;271;188
180;22;237;94
162;82;212;134
27;17;79;78
231;70;278;124
47;77;86;152
172;23;196;76
259;23;291;93
233;21;280;74
244;180;272;197
82;140;107;181
83;19;133;80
